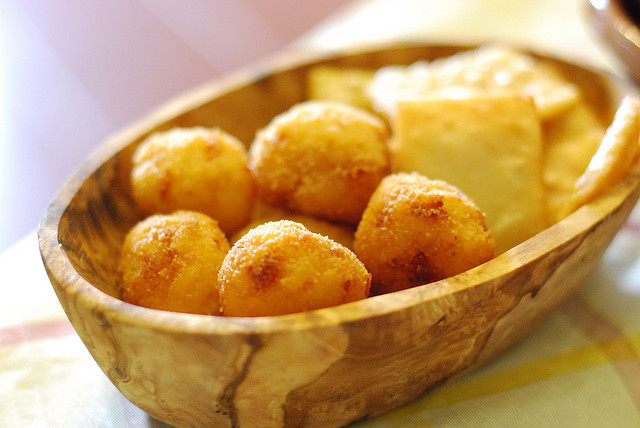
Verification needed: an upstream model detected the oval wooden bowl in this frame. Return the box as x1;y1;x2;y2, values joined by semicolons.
38;42;640;428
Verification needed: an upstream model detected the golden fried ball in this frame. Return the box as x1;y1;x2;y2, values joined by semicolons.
249;101;390;224
219;220;370;316
131;127;254;235
119;210;230;315
354;172;495;295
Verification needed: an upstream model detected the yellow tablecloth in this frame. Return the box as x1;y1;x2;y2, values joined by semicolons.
2;0;640;426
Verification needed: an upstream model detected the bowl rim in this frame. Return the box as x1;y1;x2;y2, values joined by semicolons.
38;40;640;336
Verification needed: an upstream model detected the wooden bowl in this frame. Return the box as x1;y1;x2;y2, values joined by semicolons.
587;0;640;83
38;42;640;428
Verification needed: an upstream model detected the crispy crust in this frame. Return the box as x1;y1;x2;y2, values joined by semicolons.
219;220;370;316
131;127;255;235
249;101;390;224
119;210;230;315
354;172;495;294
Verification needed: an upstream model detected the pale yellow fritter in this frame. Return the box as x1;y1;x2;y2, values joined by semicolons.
119;210;230;315
249;101;390;224
354;173;495;295
219;220;370;317
389;94;546;254
131;127;254;235
563;95;640;217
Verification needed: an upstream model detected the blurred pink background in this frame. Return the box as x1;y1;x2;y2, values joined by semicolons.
0;0;346;251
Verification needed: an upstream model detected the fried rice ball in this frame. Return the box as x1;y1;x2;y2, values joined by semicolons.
354;172;495;295
119;210;230;315
131;127;254;235
219;220;370;317
249;101;390;224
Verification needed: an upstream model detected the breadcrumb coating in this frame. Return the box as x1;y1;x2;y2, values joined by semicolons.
131;127;254;235
354;172;495;294
119;210;230;315
219;220;370;316
249;101;390;224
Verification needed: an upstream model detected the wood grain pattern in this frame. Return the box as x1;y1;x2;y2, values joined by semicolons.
38;42;640;427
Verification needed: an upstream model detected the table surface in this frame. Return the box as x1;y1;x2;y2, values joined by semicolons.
3;0;640;426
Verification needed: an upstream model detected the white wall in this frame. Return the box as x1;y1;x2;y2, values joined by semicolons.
0;0;345;250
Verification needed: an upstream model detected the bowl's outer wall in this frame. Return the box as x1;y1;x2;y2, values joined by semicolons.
39;43;640;427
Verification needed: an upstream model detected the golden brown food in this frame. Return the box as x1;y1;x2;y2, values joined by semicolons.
354;172;495;295
390;94;546;254
119;210;230;315
131;127;254;235
219;220;370;316
542;101;605;223
368;44;579;121
249;101;390;224
563;95;640;217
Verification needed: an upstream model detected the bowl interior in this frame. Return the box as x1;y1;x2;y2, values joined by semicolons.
45;42;623;324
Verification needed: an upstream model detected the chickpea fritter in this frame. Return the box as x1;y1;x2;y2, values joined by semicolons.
354;173;495;295
119;210;230;315
219;220;370;317
131;127;254;235
249;101;390;224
